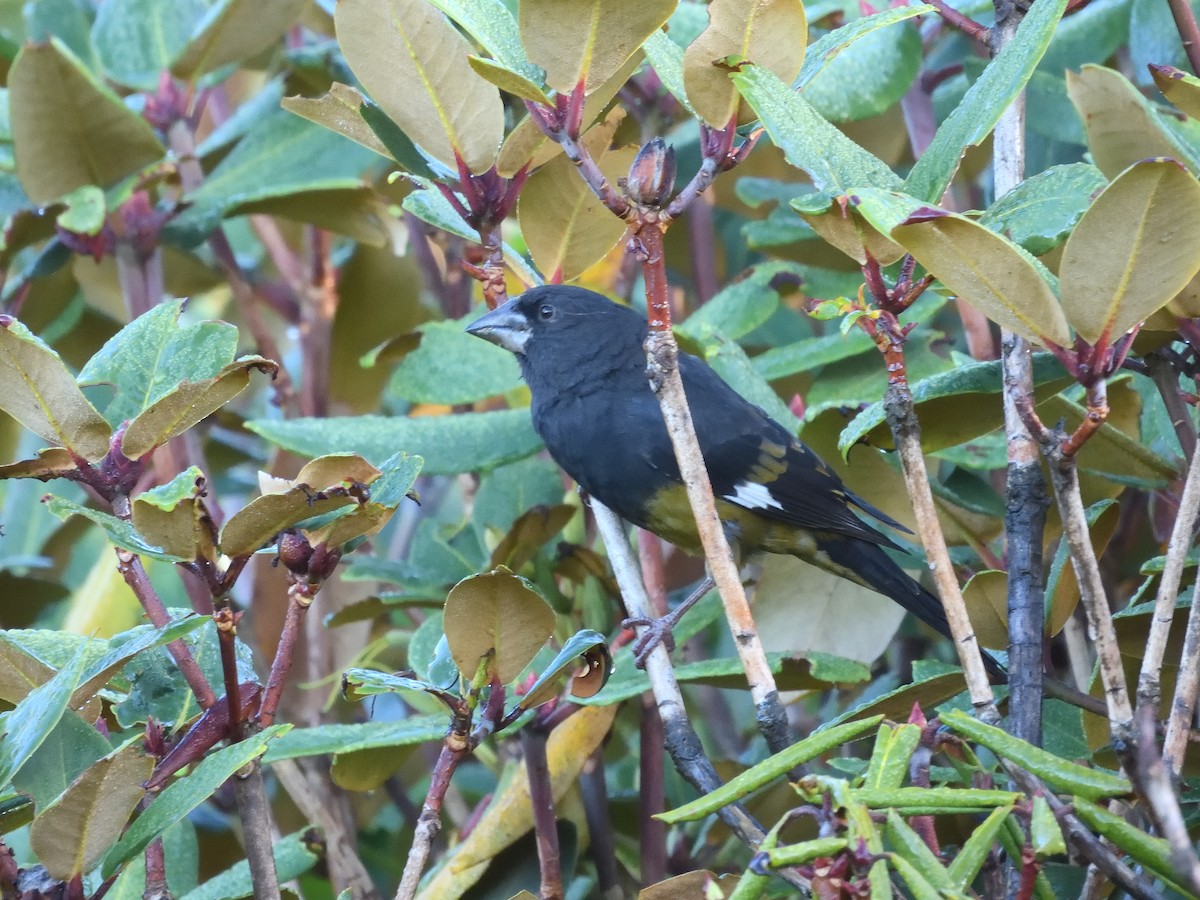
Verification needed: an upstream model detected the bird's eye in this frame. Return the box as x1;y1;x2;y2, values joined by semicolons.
538;304;555;321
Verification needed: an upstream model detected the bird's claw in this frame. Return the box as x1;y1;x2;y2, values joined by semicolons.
623;615;679;668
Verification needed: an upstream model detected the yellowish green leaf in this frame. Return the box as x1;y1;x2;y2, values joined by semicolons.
1066;65;1195;180
335;0;504;173
518;113;635;281
961;569;1009;651
1151;64;1200;121
1059;159;1200;345
416;704;618;899
468;55;552;104
684;0;807;127
281;84;392;159
519;0;674;92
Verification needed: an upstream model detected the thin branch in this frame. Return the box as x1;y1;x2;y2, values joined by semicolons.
1127;705;1200;894
1168;0;1200;75
1041;441;1134;732
580;747;622;898
927;0;992;41
258;578;315;727
883;381;1000;721
523;728;563;900
639;694;667;887
273;758;382;899
1148;352;1197;462
1136;425;1200;709
232;759;282;900
992;0;1046;745
1163;570;1200;774
115;548;215;708
590;498;809;893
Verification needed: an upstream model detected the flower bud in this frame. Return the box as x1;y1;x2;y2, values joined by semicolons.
625;138;676;207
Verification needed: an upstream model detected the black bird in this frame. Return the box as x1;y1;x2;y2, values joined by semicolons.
467;284;1003;677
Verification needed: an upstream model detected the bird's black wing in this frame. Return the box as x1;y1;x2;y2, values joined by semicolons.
635;353;906;548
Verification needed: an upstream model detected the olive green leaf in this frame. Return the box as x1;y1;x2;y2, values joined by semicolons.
1059;159;1200;345
442;567;555;685
8;39;164;204
30;739;153;880
684;0;807;128
171;0;310;82
335;0;504;174
0;317;111;461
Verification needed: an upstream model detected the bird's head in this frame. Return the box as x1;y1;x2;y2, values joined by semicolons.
465;284;644;361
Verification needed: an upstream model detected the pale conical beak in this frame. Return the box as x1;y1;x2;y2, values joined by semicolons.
465;301;531;355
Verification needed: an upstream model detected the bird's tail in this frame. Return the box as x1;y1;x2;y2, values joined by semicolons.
816;537;1007;682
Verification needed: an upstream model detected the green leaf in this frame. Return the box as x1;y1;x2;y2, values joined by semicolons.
0;643;89;789
247;409;543;476
102;726;290;877
1071;797;1195;896
468;55;552;104
796;6;935;91
262;716;448;761
168;108;377;245
55;184;107;236
1059;159;1200;345
884;811;955;893
92;0;210;90
11;711;109;810
443;568;555;684
428;0;542;82
76;614;210;705
838;352;1071;456
940;710;1130;800
947;804;1013;889
854;786;1019;812
903;0;1067;202
178;829;319;900
517;629;611;710
733;65;903;193
44;495;186;561
0;316;111;460
171;0;310;82
339;669;456;704
677;261;801;341
804;19;920;123
886;851;946;900
864;724;921;790
30;738;154;880
386;318;523;405
643;30;697;116
657;716;883;823
1030;795;1067;857
78;300;238;429
8;39;164;203
335;0;503;174
979;163;1108;256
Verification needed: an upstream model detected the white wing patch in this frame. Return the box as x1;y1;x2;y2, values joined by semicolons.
724;481;783;511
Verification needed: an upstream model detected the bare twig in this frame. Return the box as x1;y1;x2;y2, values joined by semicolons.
1040;441;1134;732
927;0;992;41
1127;705;1200;894
143;837;167;900
1163;571;1200;774
580;747;622;899
883;382;1000;721
1168;0;1200;75
992;0;1047;745
1136;427;1200;710
232;759;282;900
1148;352;1197;462
523;727;563;900
273;758;381;899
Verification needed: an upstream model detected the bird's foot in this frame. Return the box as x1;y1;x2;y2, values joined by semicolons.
623;612;682;668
